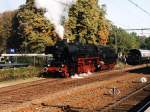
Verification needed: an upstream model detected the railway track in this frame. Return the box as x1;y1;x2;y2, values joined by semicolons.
0;64;149;111
0;71;125;111
39;80;150;112
97;82;150;112
133;97;150;112
0;78;60;94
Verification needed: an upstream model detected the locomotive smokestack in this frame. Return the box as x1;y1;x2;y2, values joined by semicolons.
35;0;76;40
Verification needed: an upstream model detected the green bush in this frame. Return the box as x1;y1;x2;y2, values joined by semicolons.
0;67;41;82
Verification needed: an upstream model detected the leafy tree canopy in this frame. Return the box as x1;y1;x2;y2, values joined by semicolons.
0;11;16;53
12;0;57;53
108;25;141;53
0;0;147;54
140;37;150;50
65;0;110;45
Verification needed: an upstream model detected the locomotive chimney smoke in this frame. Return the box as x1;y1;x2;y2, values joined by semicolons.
35;0;76;40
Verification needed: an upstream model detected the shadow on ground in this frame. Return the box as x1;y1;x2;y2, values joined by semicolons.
128;66;150;75
129;95;150;112
39;72;66;78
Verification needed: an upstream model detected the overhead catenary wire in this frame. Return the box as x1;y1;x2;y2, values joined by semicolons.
116;1;150;33
127;0;150;17
113;0;150;36
125;28;150;31
124;28;150;37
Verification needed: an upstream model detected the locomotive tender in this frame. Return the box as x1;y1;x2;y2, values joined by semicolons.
126;49;150;65
44;40;117;77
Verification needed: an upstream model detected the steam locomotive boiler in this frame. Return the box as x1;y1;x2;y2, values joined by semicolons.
126;49;150;65
44;40;117;77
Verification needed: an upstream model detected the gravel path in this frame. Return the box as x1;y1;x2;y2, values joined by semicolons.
0;65;149;112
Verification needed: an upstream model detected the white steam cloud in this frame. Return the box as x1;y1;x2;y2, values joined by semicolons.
35;0;76;40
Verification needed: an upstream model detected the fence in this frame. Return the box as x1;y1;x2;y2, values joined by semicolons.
0;54;52;67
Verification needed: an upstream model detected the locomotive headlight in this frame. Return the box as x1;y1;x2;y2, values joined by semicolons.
61;64;64;67
97;64;101;68
58;68;62;72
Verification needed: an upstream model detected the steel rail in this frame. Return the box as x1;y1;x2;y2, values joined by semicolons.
137;100;150;112
99;82;150;112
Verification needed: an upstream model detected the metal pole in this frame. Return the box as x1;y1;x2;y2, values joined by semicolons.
34;56;36;66
115;30;118;54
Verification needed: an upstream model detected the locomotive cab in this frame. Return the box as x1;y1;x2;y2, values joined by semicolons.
97;46;117;64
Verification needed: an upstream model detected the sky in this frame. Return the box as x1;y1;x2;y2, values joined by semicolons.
101;0;150;36
0;0;25;12
0;0;150;36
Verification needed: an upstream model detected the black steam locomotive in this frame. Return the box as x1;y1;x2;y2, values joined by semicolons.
44;40;117;77
126;49;150;65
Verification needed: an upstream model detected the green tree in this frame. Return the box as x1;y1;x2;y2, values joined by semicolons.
108;25;140;53
0;11;16;53
0;15;3;52
12;0;56;53
140;37;150;49
65;0;109;45
97;4;110;45
144;37;150;49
